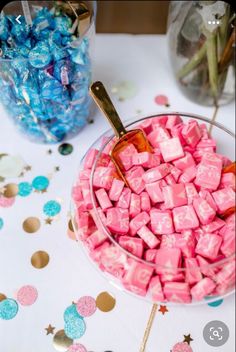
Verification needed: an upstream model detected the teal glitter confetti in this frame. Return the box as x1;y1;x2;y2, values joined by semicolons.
206;297;224;307
64;304;82;322
32;176;49;191
64;317;86;339
18;182;32;197
58;143;73;156
0;218;3;230
0;299;18;320
43;200;61;217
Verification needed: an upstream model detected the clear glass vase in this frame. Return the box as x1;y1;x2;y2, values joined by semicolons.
167;1;235;106
0;1;96;143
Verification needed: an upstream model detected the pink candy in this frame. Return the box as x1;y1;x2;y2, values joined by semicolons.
74;115;235;304
159;137;184;162
173;205;199;231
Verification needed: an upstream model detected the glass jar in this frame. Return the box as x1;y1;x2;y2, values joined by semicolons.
71;113;235;305
0;1;96;143
167;1;235;106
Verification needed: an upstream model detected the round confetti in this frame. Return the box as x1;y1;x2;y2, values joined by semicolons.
0;218;3;230
58;143;74;156
32;176;49;191
68;343;87;352
0;298;18;320
76;296;97;317
64;304;82;322
96;292;116;312
53;330;73;352
172;342;193;352
3;183;19;198
154;94;169;106
23;217;41;233
31;250;49;269
16;285;38;306
207;298;224;307
18;182;32;197
43;200;61;217
0;195;15;207
0;293;7;302
64;317;86;339
111;80;138;101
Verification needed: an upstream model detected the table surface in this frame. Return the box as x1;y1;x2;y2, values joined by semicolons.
0;34;235;352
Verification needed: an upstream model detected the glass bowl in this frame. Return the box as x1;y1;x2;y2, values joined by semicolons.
0;1;96;143
71;112;235;305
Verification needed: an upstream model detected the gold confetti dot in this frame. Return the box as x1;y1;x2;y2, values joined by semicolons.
96;291;116;312
0;293;7;302
53;329;73;351
31;250;49;269
23;217;41;233
3;183;19;198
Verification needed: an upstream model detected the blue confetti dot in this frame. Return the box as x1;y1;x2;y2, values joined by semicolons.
64;317;86;339
18;182;32;197
0;218;3;230
43;200;61;217
0;299;19;320
32;176;49;191
207;298;224;307
64;304;82;322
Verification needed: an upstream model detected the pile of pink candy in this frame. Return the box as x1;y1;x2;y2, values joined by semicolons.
72;115;235;303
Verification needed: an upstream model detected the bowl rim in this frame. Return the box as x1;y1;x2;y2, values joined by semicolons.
76;112;236;272
0;0;97;63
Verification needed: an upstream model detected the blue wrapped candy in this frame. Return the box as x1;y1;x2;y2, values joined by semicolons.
0;2;94;143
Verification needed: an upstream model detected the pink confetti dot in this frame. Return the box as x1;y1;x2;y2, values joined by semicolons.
154;94;169;106
16;285;38;306
76;296;97;317
172;342;193;352
0;196;15;208
68;343;87;352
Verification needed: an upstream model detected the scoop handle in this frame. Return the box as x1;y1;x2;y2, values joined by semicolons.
90;81;127;138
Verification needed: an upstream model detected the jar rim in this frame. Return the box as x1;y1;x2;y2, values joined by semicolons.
0;0;97;63
86;112;236;272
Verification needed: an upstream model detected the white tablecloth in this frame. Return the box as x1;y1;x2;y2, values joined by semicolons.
0;34;235;352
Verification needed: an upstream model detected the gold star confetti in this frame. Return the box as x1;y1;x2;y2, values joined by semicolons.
183;334;193;345
45;218;53;225
41;189;48;194
54;166;60;172
19;171;25;177
45;324;55;335
158;305;168;315
34;189;41;193
47;149;53;155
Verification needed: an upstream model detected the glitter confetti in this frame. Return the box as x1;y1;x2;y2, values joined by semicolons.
45;218;53;225
76;296;97;317
0;218;3;230
207;298;224;307
23;217;41;233
0;298;18;320
0;195;15;208
18;182;32;197
0;293;7;302
3;183;19;198
64;304;82;322
43;200;61;217
58;143;73;156
64;317;86;339
31;250;50;269
16;285;38;306
68;343;87;352
53;330;73;352
96;292;116;312
32;176;49;191
172;342;193;352
154;94;170;107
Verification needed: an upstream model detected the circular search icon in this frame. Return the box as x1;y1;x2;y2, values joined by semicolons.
203;320;229;347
